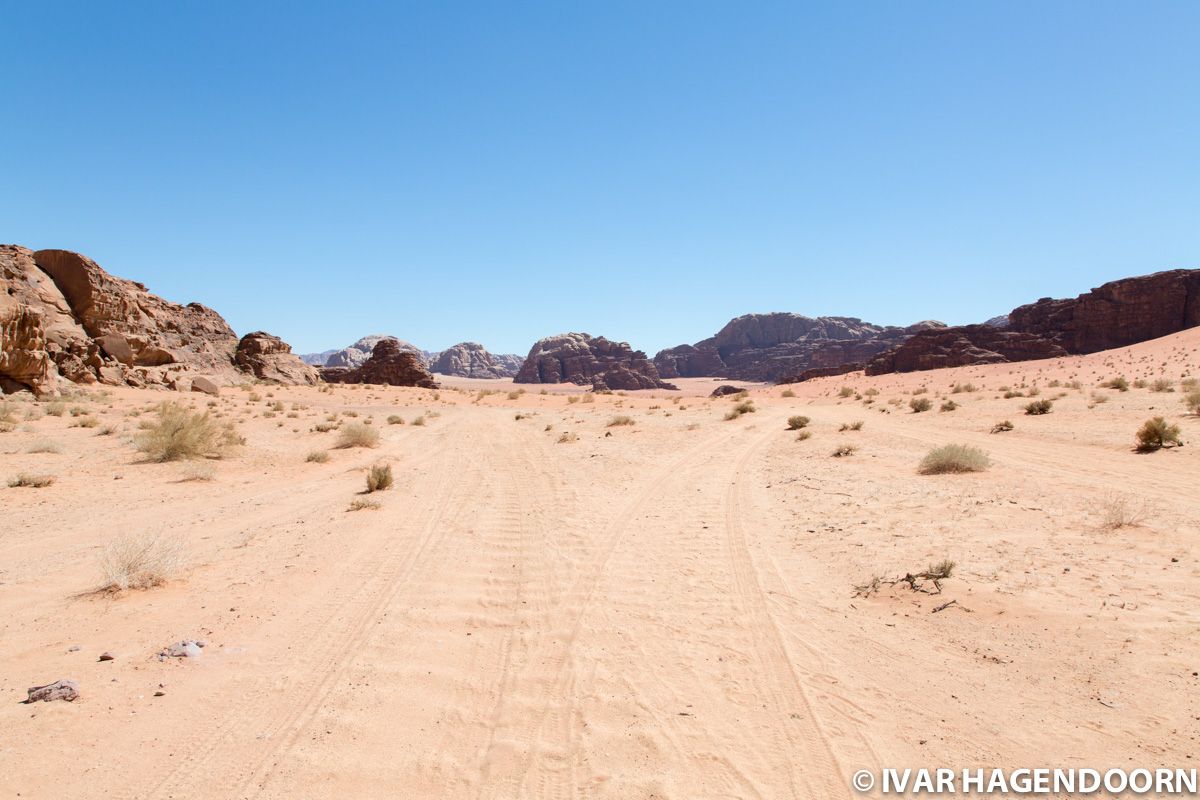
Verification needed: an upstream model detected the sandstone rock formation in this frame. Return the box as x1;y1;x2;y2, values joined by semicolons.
235;332;319;385
864;326;1068;375
430;342;521;378
320;338;439;388
306;335;431;368
1;245;311;394
515;333;677;390
866;269;1200;375
654;313;943;382
778;363;866;384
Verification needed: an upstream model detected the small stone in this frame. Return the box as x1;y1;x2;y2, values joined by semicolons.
153;690;165;697
99;652;115;662
67;645;81;653
26;680;79;703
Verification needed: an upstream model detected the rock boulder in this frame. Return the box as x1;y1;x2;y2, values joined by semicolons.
515;333;676;390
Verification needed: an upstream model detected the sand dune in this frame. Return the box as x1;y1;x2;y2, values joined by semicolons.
2;329;1198;799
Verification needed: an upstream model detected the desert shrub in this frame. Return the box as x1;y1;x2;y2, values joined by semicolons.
1089;392;1109;405
366;463;394;492
7;473;55;488
839;421;864;431
1134;417;1182;452
786;415;810;430
1150;378;1174;393
796;429;812;441
335;422;381;449
566;395;580;404
951;383;976;394
44;401;66;417
1184;391;1200;415
98;533;183;592
27;439;62;454
313;422;339;433
556;432;578;443
831;443;856;457
607;415;635;427
1024;399;1053;415
838;386;855;398
179;463;216;482
71;416;100;428
1102;376;1129;391
912;387;928;395
580;393;595;404
909;397;932;413
940;400;958;412
990;420;1014;433
1003;390;1025;399
411;415;427;426
918;444;990;474
780;389;796;398
306;450;330;463
725;401;755;421
1100;494;1148;530
136;402;243;462
348;498;381;511
387;415;405;425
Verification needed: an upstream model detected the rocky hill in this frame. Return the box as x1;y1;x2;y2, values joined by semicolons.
429;342;521;378
1;245;313;394
866;269;1200;375
304;335;432;369
654;313;942;382
320;338;439;388
515;333;677;390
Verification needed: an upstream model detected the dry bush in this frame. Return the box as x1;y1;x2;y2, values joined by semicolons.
951;383;977;394
136;402;243;462
1150;378;1175;393
909;397;932;413
387;415;405;425
71;416;100;428
939;400;958;412
366;463;394;492
839;421;864;431
27;439;62;454
724;401;756;421
580;393;595;404
1102;376;1130;391
831;443;856;457
1024;399;1053;415
1184;390;1200;415
1135;417;1182;452
98;533;184;592
838;386;855;398
990;420;1014;433
796;429;812;441
411;415;427;426
8;472;55;488
44;401;66;417
557;432;578;443
918;444;990;474
786;415;810;430
306;449;330;463
607;415;635;427
780;389;796;398
1099;494;1148;530
179;463;216;482
335;422;381;449
348;497;381;511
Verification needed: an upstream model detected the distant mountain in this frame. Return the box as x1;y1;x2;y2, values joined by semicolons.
429;342;522;378
300;335;433;368
654;313;943;382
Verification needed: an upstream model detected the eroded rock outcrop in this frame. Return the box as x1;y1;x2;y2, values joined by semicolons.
654;314;943;382
235;332;319;385
430;342;521;378
1;244;311;394
866;269;1200;375
310;335;431;368
515;333;677;390
320;338;439;388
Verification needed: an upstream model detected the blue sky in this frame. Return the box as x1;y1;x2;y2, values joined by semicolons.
3;2;1198;356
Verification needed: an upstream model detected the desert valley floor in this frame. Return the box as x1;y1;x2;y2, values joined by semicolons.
2;329;1199;799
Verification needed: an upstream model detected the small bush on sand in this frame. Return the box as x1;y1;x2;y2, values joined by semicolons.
951;383;977;394
1100;494;1148;530
990;420;1014;433
607;415;635;427
1184;391;1200;415
27;439;62;454
780;389;796;398
335;422;381;449
918;444;990;474
724;401;755;421
44;401;66;417
1101;376;1129;391
348;498;381;512
1135;417;1182;452
855;559;956;597
8;473;55;488
831;444;856;457
557;432;578;443
839;421;864;431
786;415;810;430
387;415;405;425
306;450;330;463
838;386;855;398
939;400;958;412
98;533;183;592
909;397;932;413
796;429;812;441
1024;399;1053;415
179;463;215;482
136;402;243;462
411;415;427;426
366;463;394;492
1150;378;1174;393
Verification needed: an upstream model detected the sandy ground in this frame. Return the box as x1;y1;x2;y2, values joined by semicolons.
1;329;1198;799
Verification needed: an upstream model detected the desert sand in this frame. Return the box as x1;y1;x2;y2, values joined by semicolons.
2;329;1198;799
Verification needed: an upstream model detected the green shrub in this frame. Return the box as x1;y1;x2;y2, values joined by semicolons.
786;415;810;430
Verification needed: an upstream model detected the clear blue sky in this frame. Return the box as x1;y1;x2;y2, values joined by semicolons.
3;2;1198;356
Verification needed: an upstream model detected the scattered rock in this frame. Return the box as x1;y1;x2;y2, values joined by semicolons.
99;652;115;662
159;639;205;660
190;376;222;396
26;679;79;703
710;385;746;397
